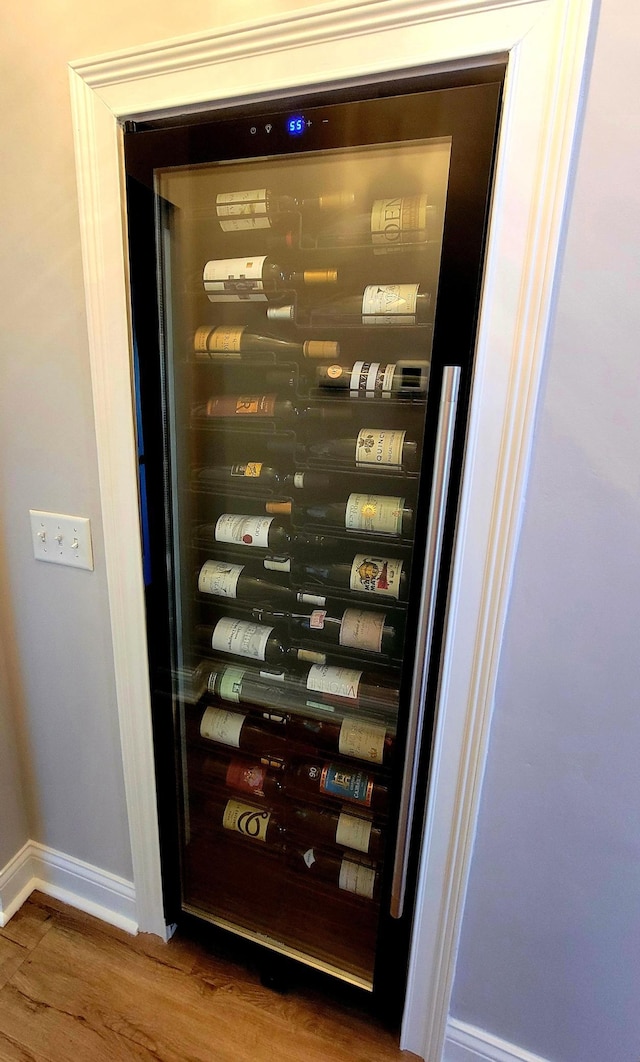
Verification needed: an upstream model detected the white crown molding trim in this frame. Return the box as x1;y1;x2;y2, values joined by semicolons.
0;842;137;935
445;1018;552;1062
67;1;596;1058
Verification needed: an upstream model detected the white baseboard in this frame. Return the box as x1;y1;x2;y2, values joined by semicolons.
445;1018;552;1062
0;840;137;935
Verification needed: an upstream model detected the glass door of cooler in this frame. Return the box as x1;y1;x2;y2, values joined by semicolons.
125;73;502;1003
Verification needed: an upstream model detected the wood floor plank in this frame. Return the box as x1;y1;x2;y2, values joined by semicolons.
0;900;418;1062
0;939;28;993
0;902;54;953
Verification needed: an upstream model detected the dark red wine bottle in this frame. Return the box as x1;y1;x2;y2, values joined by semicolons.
251;605;399;657
287;713;394;766
192;747;286;802
287;802;384;860
286;843;379;900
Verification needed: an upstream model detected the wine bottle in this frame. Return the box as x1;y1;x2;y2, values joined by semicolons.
198;704;287;758
203;393;351;422
290;552;408;602
266;494;413;537
289;760;389;814
194;325;340;361
315;360;429;397
287;803;384;859
203;256;337;302
286;844;379;900
199;513;292;552
251;605;398;657
193;747;286;802
202;659;399;714
214;189;354;232
287;713;394;766
307;428;418;471
193;462;284;493
197;559;292;605
297;194;435;254
197;618;326;665
205;792;285;847
267;283;433;327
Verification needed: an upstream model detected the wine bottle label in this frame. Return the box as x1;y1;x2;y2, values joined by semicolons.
200;706;246;747
206;394;277;417
309;609;327;629
194;324;246;354
361;283;419;325
306;664;362;700
355;428;406;469
349;554;403;599
339;858;375;899
215;514;274;549
339;716;386;764
297;592;327;607
339;609;385;653
198;560;243;598
303;340;340;359
370;195;429;253
218;666;246;703
211;618;274;661
259;670;286;682
222;798;271;842
345;494;405;536
335;812;373;854
349;362;396;397
320;764;373;806
216;190;271;231
226;758;267;797
204;256;269;301
297;648;327;664
263;556;291;573
302;847;316;868
230;462;263;478
293;473;306;488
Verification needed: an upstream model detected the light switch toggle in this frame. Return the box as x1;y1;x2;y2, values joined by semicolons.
29;510;94;571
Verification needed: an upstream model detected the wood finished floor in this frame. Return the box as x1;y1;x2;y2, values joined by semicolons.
0;893;419;1062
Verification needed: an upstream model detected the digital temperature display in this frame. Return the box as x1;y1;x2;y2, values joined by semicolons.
287;115;306;136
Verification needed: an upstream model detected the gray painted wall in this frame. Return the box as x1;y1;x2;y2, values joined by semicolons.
449;3;640;1060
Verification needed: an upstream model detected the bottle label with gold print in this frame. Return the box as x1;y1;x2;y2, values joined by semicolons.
320;764;373;806
222;799;271;842
339;609;386;653
338;716;386;764
345;494;404;536
349;554;403;599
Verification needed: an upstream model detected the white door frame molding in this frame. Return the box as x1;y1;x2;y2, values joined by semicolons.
68;2;594;1058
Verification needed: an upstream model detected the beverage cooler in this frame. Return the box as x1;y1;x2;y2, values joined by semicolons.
123;68;503;1023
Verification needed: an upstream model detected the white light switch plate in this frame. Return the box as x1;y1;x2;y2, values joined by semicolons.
29;510;94;570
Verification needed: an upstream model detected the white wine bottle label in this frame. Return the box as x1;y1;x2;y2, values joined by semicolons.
335;812;373;854
339;609;385;653
349;362;396;397
297;648;327;664
204;256;268;302
306;665;362;700
297;592;327;607
293;473;306;488
200;706;246;747
339;858;375;899
215;514;273;549
370;195;429;254
259;670;286;682
218;666;246;703
345;494;405;536
303;847;316;868
194;324;245;355
349;554;403;599
361;283;419;325
211;618;274;661
216;190;271;231
338;716;386;764
263;556;291;573
230;462;263;478
222;798;271;842
198;560;244;598
355;428;406;469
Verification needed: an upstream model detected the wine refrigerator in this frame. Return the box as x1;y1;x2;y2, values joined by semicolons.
123;66;503;1022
